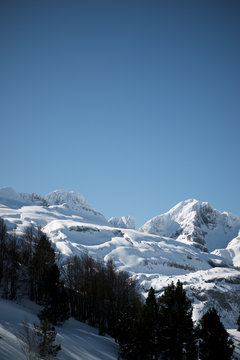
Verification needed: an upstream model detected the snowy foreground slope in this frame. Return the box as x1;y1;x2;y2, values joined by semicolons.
1;187;240;330
0;299;240;360
0;299;119;360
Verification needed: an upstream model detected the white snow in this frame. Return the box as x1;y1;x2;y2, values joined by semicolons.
46;190;88;209
228;329;240;359
213;231;240;267
109;216;136;229
0;299;119;360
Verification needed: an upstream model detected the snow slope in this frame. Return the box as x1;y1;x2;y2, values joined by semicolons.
0;299;119;360
213;231;240;267
0;298;240;360
1;188;240;328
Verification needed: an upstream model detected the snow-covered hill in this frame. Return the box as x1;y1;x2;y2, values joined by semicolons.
0;188;240;329
140;199;240;253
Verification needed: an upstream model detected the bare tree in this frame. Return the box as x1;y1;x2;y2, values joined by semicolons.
16;317;39;360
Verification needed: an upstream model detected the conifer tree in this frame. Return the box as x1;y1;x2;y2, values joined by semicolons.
141;287;159;359
116;301;142;360
198;307;234;360
158;280;197;360
116;275;142;359
34;318;61;359
125;287;159;360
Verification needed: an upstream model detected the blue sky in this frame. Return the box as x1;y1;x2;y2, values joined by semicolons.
1;0;240;227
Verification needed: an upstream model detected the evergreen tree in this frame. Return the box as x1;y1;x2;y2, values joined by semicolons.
35;318;61;359
198;307;234;360
237;312;240;332
135;287;159;360
120;287;158;360
158;280;197;360
117;304;140;359
115;274;142;359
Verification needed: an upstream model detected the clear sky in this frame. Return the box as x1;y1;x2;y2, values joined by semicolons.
1;0;240;227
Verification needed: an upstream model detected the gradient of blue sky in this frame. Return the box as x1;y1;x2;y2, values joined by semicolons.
1;0;240;226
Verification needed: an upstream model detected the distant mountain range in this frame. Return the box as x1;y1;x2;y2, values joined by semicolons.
0;187;240;328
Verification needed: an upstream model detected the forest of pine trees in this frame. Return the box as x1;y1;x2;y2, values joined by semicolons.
0;218;238;359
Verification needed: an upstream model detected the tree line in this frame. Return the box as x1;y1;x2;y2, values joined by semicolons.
0;217;239;359
119;282;235;360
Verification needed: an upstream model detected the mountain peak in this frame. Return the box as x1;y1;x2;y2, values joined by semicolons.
45;189;88;209
109;216;136;229
140;199;240;252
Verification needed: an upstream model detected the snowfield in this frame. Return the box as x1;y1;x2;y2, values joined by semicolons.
1;187;240;331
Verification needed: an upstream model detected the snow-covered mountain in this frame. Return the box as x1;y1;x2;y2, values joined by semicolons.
140;199;240;253
1;188;240;328
0;187;108;231
109;215;136;229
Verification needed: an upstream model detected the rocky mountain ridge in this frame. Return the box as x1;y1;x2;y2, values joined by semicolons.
140;198;240;253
